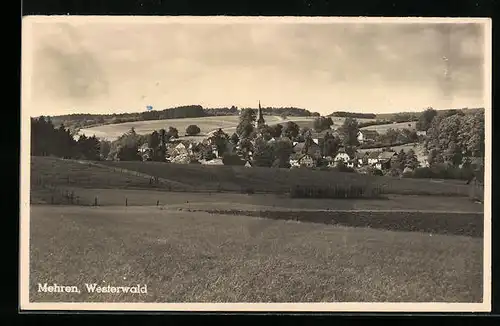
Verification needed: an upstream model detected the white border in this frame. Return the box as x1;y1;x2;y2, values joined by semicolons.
20;15;492;312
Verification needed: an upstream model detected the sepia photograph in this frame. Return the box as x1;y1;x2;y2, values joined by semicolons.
20;16;491;312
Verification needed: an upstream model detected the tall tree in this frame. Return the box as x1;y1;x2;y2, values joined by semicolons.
416;107;438;131
230;132;240;145
167;126;179;139
313;116;334;131
252;137;274;167
208;128;230;157
271;138;294;168
338;117;360;156
405;149;419;169
236;108;256;139
390;149;406;171
281;121;300;140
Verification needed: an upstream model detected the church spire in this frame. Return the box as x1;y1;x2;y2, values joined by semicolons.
256;100;265;127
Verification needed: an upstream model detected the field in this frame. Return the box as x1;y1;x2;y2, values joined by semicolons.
77;115;381;141
30;205;482;303
360;121;417;134
28;156;484;303
358;143;427;163
79;115;317;141
31;156;474;197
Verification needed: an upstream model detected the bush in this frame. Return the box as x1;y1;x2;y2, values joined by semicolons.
289;184;382;199
185;124;201;136
409;165;476;181
222;154;245;166
332;161;356;173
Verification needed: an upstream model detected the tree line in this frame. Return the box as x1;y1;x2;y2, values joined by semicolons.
47;105;316;132
31;116;101;160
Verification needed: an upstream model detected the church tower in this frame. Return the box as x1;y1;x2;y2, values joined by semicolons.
255;100;265;128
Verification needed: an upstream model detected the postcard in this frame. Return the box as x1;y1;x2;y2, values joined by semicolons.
20;16;491;312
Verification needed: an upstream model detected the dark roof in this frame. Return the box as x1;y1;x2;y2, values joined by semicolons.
368;151;381;159
378;151;397;160
355;152;367;159
310;130;334;139
293;143;305;153
290;153;312;161
359;129;378;137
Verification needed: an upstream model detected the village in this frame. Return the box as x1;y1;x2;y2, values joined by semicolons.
136;102;430;175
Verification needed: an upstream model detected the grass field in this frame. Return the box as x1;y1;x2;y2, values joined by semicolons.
31;156;475;197
79;115;317;141
28;156;484;303
96;159;473;197
360;121;417;134
30;205;483;303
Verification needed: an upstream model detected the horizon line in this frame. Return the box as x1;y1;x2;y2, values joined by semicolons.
36;105;485;118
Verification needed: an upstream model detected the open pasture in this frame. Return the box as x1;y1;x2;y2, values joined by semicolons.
78;115;317;141
31;156;474;198
29;205;483;303
360;121;417;134
97;159;473;197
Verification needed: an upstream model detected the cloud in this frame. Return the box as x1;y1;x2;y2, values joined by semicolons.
28;20;487;115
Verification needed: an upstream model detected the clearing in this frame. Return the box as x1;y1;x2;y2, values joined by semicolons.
78;115;317;141
360;121;417;134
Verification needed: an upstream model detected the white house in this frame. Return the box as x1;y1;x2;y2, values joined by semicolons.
357;130;378;144
334;150;354;168
367;151;381;166
354;152;368;167
290;154;315;168
138;143;150;154
173;142;189;156
375;151;397;170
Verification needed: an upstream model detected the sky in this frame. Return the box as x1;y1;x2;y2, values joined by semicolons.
23;17;489;116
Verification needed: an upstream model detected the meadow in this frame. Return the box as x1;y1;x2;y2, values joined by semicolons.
30;205;482;303
31;156;475;198
79;115;317;141
360;121;418;134
28;156;484;303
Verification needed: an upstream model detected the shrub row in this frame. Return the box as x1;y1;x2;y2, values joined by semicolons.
289;184;383;199
404;166;476;181
192;209;483;238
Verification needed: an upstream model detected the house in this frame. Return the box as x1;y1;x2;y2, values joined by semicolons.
292;141;322;161
334;149;351;163
375;151;397;170
290;153;315;168
324;156;336;168
357;130;378;143
310;130;335;145
173;142;189;156
367;151;381;166
354;152;368;167
244;160;253;168
334;149;354;168
416;130;427;137
138;143;150;154
201;158;224;165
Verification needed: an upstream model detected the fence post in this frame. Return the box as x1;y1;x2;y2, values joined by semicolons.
156;200;159;206
94;197;98;206
70;191;74;204
125;198;128;206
